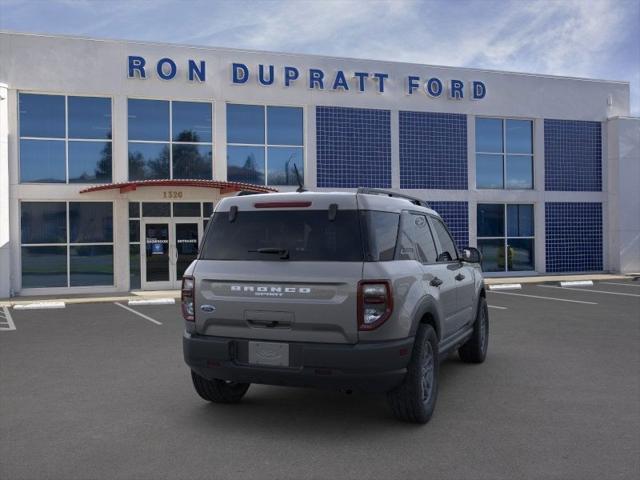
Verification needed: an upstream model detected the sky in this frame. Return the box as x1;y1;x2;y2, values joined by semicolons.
1;0;639;114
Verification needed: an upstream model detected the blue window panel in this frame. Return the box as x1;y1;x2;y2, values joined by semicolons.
429;201;468;249
69;202;113;243
399;111;467;190
316;106;391;188
172;144;212;179
227;145;265;184
19;93;65;138
128;99;169;141
68;141;112;183
70;245;114;286
267;106;303;146
21;202;67;244
172;101;212;143
20;139;66;183
128;142;170;180
68;96;112;139
545;202;602;272
267;146;303;186
130;244;141;290
227;104;265;144
544;119;602;191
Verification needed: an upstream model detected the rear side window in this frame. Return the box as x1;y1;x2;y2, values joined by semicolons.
200;210;363;261
397;213;438;263
430;217;458;261
361;211;399;261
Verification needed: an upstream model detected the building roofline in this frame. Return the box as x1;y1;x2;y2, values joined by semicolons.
0;30;631;86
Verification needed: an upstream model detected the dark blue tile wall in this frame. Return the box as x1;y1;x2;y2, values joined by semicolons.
399;111;467;190
429;201;469;250
316;106;391;188
544;119;602;191
545;202;602;272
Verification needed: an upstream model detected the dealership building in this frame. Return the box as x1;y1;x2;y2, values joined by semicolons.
0;31;638;297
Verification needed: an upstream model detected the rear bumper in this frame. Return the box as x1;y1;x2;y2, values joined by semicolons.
183;332;414;393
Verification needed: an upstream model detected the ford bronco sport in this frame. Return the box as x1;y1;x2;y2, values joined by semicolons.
182;188;488;423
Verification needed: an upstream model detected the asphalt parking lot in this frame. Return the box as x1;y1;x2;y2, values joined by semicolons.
1;280;639;480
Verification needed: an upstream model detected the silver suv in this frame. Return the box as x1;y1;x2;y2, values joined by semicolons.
182;188;488;423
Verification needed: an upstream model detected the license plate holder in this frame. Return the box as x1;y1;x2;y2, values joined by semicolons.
248;341;290;367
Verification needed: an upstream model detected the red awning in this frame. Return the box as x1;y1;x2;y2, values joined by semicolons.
79;179;277;195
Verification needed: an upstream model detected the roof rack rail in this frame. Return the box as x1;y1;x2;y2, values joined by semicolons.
356;188;430;208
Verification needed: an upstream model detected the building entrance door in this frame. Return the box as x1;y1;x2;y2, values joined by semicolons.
141;218;202;290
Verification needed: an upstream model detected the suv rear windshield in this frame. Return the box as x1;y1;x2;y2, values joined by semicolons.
200;210;365;261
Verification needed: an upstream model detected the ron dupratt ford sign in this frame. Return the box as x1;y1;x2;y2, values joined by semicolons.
127;56;487;100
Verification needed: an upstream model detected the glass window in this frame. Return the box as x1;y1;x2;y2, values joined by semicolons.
200;210;363;262
128;99;169;141
69;202;113;243
173;203;201;217
361;211;399;261
172;101;212;143
130;244;141;290
21;202;67;244
129;220;140;242
430;218;458;261
68;96;112;139
477;204;504;237
129;202;140;218
477;203;535;272
476;118;533;190
506;120;532;154
172;144;212;180
21;246;68;288
476;154;503;189
227;104;264;144
68;141;112;183
142;202;171;217
19;93;65;138
70;245;114;286
475;118;502;153
267;147;303;186
19;139;66;183
267;106;303;145
227;146;265;184
128;142;170;180
203;202;213;218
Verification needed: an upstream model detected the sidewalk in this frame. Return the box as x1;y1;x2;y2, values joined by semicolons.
1;273;637;307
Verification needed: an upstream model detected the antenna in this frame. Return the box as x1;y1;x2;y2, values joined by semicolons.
293;164;306;193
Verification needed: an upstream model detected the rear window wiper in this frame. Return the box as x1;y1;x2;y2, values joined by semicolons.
248;247;290;259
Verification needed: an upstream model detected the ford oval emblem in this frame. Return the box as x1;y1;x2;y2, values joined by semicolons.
200;304;216;313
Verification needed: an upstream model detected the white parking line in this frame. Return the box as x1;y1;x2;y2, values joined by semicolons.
14;301;66;310
489;291;598;305
539;285;640;298
601;282;640;288
128;298;175;306
488;305;508;310
114;302;163;325
0;306;16;331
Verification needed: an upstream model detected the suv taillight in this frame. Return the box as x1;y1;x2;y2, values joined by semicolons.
181;276;195;322
357;280;393;331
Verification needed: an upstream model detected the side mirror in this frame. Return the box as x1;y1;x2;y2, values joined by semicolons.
461;247;482;264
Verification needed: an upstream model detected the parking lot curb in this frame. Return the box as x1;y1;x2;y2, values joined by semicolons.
0;292;180;308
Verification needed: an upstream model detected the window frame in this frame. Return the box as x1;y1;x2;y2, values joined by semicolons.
476;202;536;272
18;92;114;184
475;116;534;190
19;200;115;289
127;98;214;181
226;102;306;186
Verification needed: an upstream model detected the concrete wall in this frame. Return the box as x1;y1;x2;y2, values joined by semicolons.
0;83;9;298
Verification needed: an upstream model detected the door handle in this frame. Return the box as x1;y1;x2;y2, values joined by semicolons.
430;277;443;287
455;273;465;281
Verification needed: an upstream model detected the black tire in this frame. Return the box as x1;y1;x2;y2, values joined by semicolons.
458;296;489;363
387;324;439;424
190;370;250;404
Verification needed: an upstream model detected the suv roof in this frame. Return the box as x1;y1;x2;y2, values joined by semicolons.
215;190;440;217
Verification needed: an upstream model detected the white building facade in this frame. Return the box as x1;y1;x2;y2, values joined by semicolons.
0;32;638;297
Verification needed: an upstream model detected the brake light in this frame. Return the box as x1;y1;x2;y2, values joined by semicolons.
181;276;195;321
357;280;393;331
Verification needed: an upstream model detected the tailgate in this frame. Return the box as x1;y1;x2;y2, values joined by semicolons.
194;260;362;344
